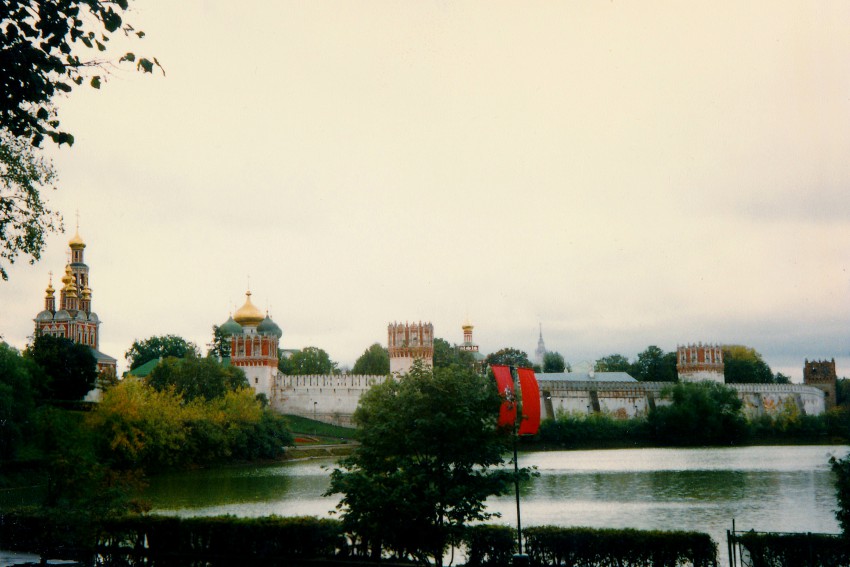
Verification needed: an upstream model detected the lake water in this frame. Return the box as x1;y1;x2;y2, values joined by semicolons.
146;444;849;562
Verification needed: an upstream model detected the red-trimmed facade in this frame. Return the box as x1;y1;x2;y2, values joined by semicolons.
33;228;117;376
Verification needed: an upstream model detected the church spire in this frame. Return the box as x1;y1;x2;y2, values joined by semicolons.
534;323;547;368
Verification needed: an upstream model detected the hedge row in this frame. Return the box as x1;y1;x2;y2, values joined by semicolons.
732;531;850;567
465;525;717;567
1;512;719;567
0;513;347;565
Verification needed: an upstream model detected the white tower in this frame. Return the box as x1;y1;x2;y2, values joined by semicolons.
227;290;282;399
388;321;434;375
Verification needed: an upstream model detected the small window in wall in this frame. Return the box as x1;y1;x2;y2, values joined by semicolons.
255;377;258;384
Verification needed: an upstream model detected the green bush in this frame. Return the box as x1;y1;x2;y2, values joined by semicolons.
538;412;646;448
523;525;717;567
1;512;347;564
464;524;516;567
733;531;850;566
832;454;850;536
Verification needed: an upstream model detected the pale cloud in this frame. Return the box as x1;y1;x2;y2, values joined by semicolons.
2;1;849;379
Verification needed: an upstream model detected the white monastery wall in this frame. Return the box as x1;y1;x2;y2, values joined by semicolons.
269;377;826;425
733;383;825;418
272;374;389;426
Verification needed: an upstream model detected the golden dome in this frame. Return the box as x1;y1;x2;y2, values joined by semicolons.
45;273;55;296
233;290;264;327
61;264;73;287
68;228;86;249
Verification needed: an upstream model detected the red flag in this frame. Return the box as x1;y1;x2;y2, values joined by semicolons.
491;365;516;428
517;367;541;435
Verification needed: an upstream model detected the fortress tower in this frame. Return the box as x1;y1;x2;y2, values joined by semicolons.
676;343;724;383
33;222;117;376
458;320;486;366
388;321;434;375
804;359;837;411
221;290;282;400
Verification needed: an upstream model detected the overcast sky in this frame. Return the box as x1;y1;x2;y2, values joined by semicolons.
3;1;850;379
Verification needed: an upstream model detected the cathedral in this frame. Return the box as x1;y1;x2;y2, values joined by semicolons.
218;290;283;400
33;225;117;376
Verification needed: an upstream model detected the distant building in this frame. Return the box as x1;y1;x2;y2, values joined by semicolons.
676;343;724;384
388;321;433;375
459;320;486;366
534;324;547;368
804;359;838;411
33;223;117;378
218;290;282;400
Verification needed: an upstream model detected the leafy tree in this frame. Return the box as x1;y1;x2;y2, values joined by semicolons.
206;324;231;359
326;362;518;565
830;454;850;536
1;2;161;280
278;351;297;375
25;333;96;400
647;382;747;445
146;355;247;402
0;133;61;280
1;0;161;146
543;351;566;373
88;378;292;472
837;378;850;406
125;335;200;370
0;342;41;458
351;343;389;375
288;346;337;375
433;337;476;370
774;372;792;385
631;346;677;382
723;345;774;384
595;354;631;373
485;347;532;369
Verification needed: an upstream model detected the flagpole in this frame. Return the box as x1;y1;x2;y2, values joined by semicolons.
510;366;527;565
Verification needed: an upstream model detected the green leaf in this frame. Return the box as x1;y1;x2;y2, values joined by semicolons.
120;52;136;62
55;82;72;93
36;108;49;120
136;31;146;38
81;36;92;48
95;40;106;52
90;76;101;89
138;58;154;73
48;132;75;147
103;10;122;33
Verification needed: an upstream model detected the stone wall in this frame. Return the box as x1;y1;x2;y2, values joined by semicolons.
272;376;827;426
272;374;389;426
540;380;826;419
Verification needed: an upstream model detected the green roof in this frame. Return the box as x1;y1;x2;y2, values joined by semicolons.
126;358;161;378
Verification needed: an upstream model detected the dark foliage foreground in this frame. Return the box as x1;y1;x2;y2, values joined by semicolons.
0;512;719;567
730;531;850;567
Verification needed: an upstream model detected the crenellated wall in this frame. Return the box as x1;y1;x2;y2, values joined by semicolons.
539;380;826;419
271;376;827;426
273;374;390;426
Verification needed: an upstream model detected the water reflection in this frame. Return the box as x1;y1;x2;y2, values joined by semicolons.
146;459;337;517
143;445;848;546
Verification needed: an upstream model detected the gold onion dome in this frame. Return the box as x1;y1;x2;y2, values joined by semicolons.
68;228;86;249
45;276;55;297
233;290;264;327
61;264;73;288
